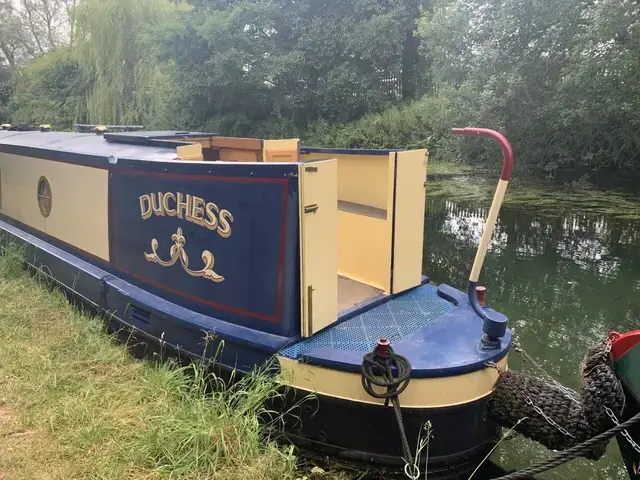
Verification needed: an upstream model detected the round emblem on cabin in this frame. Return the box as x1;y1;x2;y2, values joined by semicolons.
37;176;52;217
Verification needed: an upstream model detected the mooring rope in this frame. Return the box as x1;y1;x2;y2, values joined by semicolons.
361;342;418;479
491;409;640;479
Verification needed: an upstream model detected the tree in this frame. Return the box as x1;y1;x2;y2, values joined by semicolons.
558;0;640;172
2;0;640;180
18;0;68;53
157;0;424;135
62;0;79;47
0;64;11;121
0;0;78;70
74;0;186;124
417;0;640;175
0;0;29;70
8;50;88;128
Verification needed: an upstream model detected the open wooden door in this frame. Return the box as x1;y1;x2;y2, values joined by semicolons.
391;149;428;293
298;159;338;337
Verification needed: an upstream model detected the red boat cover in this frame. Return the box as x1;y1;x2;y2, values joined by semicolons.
609;330;640;361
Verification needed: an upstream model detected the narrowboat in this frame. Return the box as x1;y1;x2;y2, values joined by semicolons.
0;126;512;477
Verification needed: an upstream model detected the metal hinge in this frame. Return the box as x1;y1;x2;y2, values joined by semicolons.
304;204;319;214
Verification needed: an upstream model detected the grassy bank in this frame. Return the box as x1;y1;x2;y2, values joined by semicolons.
0;247;299;480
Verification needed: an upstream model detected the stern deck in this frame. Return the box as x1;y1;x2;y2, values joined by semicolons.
281;283;510;377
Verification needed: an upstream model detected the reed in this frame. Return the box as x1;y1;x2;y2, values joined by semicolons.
0;244;297;479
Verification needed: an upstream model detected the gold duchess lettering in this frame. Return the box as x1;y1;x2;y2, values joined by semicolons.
138;192;233;237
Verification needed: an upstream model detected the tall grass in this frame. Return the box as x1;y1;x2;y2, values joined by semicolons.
0;245;296;479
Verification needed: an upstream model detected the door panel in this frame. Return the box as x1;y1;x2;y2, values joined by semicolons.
298;159;338;337
392;149;428;293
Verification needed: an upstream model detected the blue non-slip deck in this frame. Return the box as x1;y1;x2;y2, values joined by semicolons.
281;284;454;357
279;283;511;378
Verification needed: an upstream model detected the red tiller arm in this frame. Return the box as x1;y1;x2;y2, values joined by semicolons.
451;127;514;181
450;127;514;349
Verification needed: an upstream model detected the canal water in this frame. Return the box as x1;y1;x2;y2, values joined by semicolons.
423;194;640;479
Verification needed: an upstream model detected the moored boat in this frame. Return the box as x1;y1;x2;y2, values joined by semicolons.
611;331;640;479
0;126;513;477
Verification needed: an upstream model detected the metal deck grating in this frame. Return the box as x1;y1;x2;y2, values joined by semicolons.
281;284;455;359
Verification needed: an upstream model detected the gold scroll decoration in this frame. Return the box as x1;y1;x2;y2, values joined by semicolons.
144;227;224;283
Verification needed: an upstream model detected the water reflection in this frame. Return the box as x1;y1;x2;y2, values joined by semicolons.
424;197;640;480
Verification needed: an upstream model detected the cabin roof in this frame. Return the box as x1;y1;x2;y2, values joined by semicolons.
0;129;408;161
103;130;214;148
0;130;181;161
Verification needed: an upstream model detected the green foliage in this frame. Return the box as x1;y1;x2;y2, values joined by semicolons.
557;0;640;173
301;94;446;151
0;65;11;121
74;0;189;125
8;50;88;129
154;0;422;135
3;0;640;179
415;0;640;176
